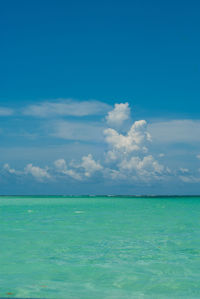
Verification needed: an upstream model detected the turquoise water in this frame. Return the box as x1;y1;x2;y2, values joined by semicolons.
0;196;200;298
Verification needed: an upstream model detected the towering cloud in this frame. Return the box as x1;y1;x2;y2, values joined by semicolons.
103;105;165;181
104;120;151;155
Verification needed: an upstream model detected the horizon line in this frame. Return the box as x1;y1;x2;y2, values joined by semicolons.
0;194;200;197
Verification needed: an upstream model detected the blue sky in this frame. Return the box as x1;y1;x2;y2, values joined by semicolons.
0;0;200;194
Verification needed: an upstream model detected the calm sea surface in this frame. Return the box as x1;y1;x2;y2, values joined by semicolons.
0;196;200;298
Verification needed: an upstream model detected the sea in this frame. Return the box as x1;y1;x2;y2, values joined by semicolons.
0;195;200;298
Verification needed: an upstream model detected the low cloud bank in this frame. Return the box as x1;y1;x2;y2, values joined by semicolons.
2;102;200;185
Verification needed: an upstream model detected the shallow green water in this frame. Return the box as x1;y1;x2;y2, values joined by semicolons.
0;196;200;298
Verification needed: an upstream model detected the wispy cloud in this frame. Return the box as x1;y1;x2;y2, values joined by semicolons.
149;120;200;144
22;99;111;117
179;175;200;183
50;120;105;142
0;107;14;116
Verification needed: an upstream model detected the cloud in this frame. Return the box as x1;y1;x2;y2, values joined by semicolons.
24;164;51;181
4;101;200;187
54;155;102;180
23;99;111;117
104;120;151;155
80;154;102;177
106;102;130;127
179;168;189;174
3;163;51;182
3;163;20;175
149;120;200;144
177;167;200;183
54;159;67;172
179;175;200;183
54;159;82;180
103;168;127;180
103;110;167;182
0;107;14;116
116;155;165;182
103;111;168;182
50;120;105;142
119;155;164;174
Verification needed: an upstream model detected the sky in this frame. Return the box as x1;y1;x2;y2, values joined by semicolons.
0;0;200;195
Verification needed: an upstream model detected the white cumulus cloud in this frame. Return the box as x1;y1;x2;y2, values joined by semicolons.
103;111;166;181
54;155;102;179
80;154;103;177
25;164;51;181
104;120;151;155
119;155;164;180
54;159;82;180
106;102;130;127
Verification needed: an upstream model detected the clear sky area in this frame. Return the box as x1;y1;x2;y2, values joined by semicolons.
0;0;200;194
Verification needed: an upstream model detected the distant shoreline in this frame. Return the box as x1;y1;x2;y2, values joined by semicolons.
0;195;200;198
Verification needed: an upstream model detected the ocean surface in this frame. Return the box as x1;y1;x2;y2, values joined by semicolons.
0;196;200;299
